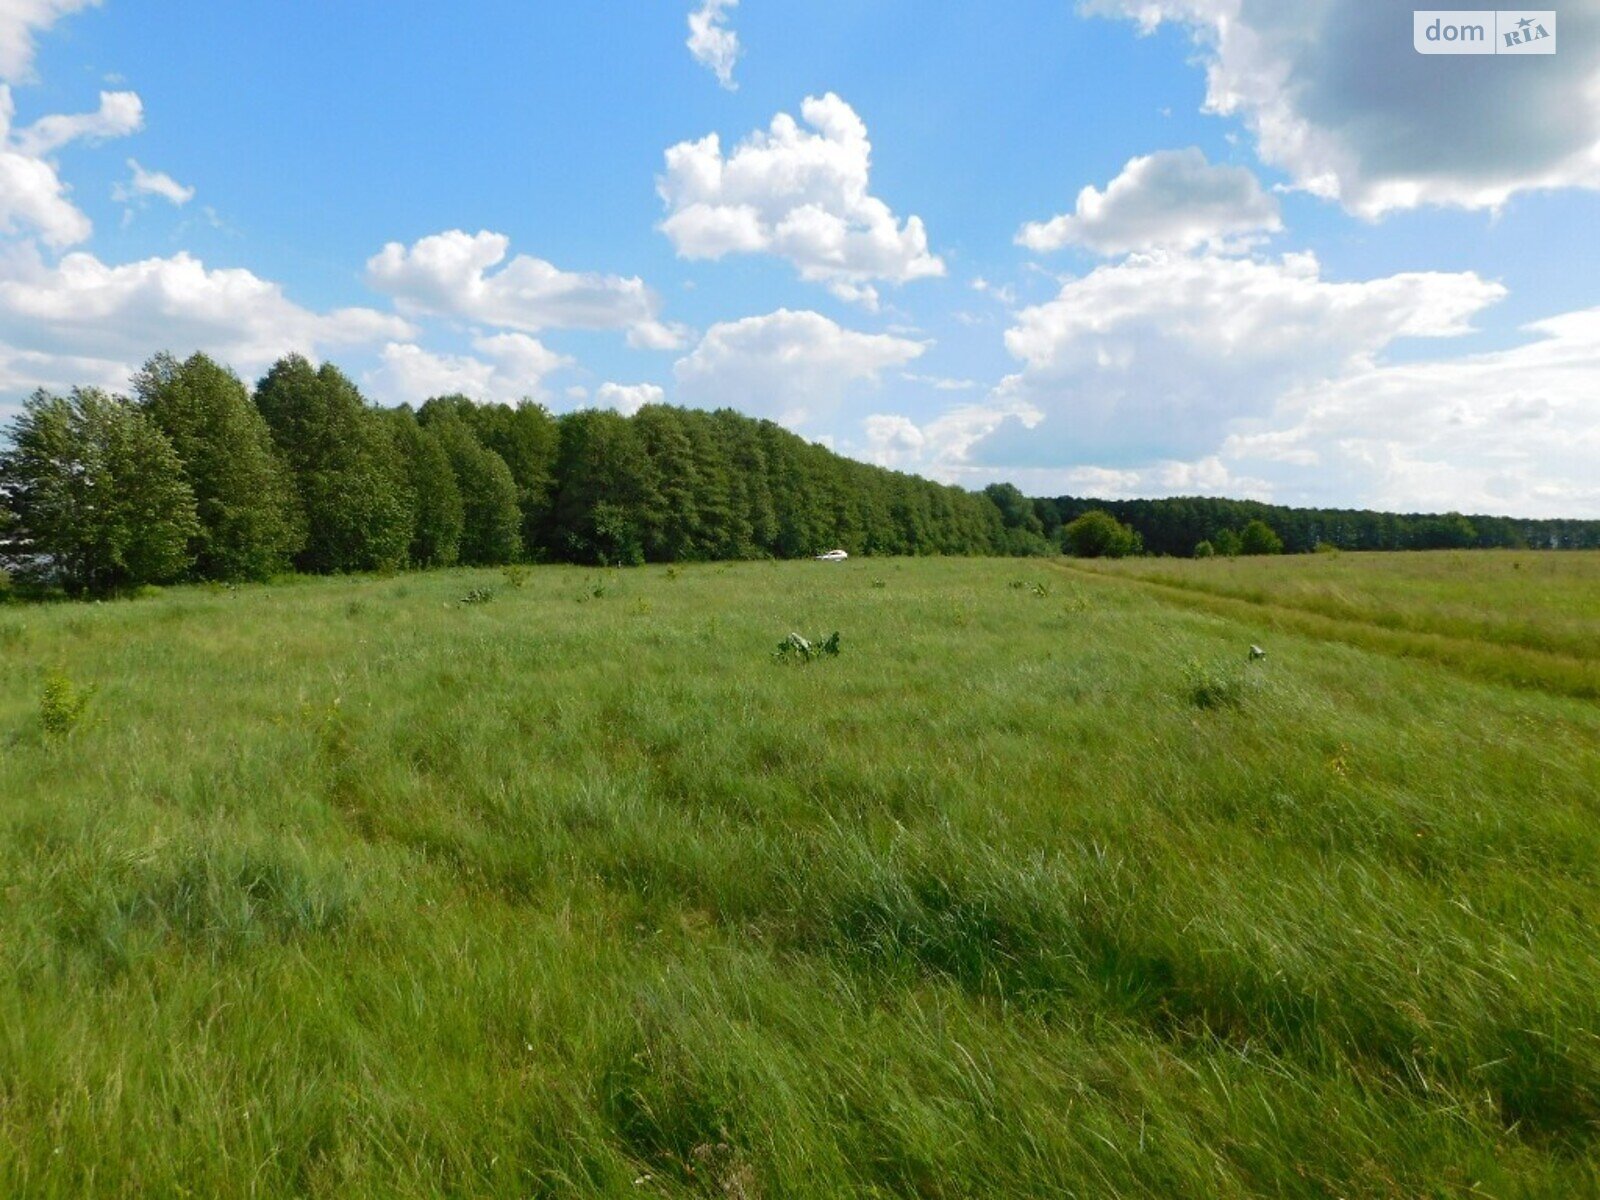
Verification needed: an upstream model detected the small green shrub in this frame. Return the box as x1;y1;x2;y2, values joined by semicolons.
502;565;527;589
1314;541;1341;555
40;671;95;736
1183;659;1249;710
461;587;495;605
1194;540;1216;559
774;632;842;664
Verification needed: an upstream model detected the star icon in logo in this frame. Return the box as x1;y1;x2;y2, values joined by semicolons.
1517;16;1535;30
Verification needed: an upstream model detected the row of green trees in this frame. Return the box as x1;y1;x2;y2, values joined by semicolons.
1053;510;1288;560
6;349;1590;594
1041;495;1600;557
0;352;1044;595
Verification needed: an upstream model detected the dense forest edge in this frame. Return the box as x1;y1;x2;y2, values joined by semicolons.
1;351;1595;598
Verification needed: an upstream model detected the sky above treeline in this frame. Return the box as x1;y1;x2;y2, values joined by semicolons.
1;0;1597;516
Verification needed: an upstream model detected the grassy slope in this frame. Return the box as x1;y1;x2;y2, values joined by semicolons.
0;556;1597;1197
1071;551;1600;658
1066;552;1600;699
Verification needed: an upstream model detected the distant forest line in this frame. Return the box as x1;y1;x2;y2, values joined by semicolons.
1;351;1595;597
1044;496;1600;557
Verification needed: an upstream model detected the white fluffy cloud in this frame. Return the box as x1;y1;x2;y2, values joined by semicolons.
1007;308;1600;516
1018;147;1281;255
902;247;1600;516
1216;307;1600;516
112;159;193;206
364;333;571;406
673;308;926;427
0;84;142;246
0;243;413;398
859;400;1045;481
0;145;86;245
1083;0;1600;215
687;0;741;90
366;229;686;350
0;0;99;82
658;93;945;307
12;88;141;155
595;381;665;416
990;249;1504;462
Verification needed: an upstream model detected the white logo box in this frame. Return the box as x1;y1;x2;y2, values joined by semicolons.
1414;10;1556;54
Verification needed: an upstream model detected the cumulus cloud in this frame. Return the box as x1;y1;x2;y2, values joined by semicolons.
0;243;413;399
363;333;571;406
0;145;87;245
366;229;686;350
916;248;1600;515
1083;0;1600;215
595;381;666;416
673;307;925;427
991;249;1504;462
0;84;142;247
658;93;945;307
687;0;741;90
1018;147;1281;255
0;0;99;82
859;400;1045;481
1216;307;1600;516
112;158;194;207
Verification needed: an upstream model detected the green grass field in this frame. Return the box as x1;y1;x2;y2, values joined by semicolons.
1067;551;1600;700
2;555;1598;1197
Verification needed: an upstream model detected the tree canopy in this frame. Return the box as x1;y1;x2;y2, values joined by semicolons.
1;388;199;594
135;352;304;581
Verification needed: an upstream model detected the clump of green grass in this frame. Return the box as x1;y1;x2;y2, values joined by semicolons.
51;843;356;980
39;670;94;736
460;586;495;605
1182;656;1255;710
1061;586;1091;614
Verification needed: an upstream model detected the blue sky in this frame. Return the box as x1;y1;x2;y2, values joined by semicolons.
2;0;1598;515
